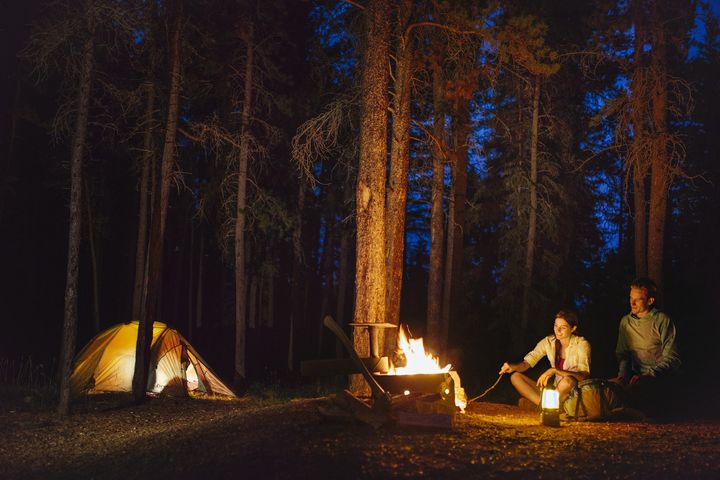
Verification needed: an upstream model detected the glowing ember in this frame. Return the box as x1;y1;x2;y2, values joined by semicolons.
390;328;451;375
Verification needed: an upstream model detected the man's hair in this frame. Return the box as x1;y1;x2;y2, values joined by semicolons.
630;277;657;299
555;309;579;328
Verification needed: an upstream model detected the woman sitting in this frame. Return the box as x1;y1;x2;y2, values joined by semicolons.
499;310;590;407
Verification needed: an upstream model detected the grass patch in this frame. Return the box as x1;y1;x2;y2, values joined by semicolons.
0;357;57;413
244;378;337;405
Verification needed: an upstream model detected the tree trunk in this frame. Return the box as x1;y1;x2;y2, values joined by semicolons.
84;179;100;333
384;0;412;352
133;1;183;404
632;164;648;277
520;76;540;339
288;182;305;372
57;36;94;416
186;220;194;339
266;266;275;328
335;179;352;359
233;19;254;389
0;82;21;228
132;0;158;321
195;230;204;329
426;44;445;354
647;0;669;291
440;95;470;360
248;274;257;329
352;0;390;394
630;0;649;278
171;220;186;329
318;204;335;356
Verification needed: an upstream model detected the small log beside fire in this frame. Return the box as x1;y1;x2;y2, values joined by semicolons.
317;316;467;429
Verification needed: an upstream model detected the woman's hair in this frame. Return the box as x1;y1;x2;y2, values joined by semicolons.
555;309;579;329
554;309;579;368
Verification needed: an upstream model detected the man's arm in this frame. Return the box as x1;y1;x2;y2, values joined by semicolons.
614;317;631;381
650;313;681;375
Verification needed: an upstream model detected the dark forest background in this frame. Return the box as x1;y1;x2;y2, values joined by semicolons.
1;0;719;399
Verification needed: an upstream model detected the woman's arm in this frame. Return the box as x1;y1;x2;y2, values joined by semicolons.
499;360;531;375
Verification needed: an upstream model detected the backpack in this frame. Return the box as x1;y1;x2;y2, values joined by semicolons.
563;379;623;421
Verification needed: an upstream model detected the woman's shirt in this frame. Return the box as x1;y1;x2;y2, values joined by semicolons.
523;334;591;374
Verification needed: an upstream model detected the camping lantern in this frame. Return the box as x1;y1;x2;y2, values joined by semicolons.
541;385;560;427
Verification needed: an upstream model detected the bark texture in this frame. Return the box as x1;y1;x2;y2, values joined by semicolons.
520;77;540;341
426;45;446;354
58;35;94;416
234;20;254;387
132;81;156;320
628;0;676;292
385;0;413;348
133;1;183;403
647;0;669;289
440;95;470;360
352;0;391;394
630;0;649;278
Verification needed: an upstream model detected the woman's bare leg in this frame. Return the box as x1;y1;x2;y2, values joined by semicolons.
510;372;541;405
557;376;578;404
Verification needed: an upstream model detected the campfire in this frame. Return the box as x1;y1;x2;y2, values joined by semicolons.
389;327;451;375
314;317;467;429
377;326;467;412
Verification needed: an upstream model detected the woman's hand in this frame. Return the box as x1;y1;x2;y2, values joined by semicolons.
499;362;514;375
536;368;556;387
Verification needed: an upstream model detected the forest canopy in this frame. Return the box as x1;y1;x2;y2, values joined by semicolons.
1;0;719;404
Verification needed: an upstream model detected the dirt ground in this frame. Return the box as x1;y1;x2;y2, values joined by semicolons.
2;393;719;480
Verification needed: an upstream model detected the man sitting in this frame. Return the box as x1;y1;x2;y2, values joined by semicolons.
610;277;681;416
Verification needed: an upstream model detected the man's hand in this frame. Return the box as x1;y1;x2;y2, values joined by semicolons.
536;368;556;387
499;362;514;375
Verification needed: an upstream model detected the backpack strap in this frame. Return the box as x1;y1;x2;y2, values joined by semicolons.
575;386;588;418
598;381;609;418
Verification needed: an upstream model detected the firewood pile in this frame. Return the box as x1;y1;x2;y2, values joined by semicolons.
317;387;457;429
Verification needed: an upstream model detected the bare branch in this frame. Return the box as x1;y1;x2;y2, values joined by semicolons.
343;0;365;10
291;95;357;186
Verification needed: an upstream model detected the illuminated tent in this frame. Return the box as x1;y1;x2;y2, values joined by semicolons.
70;321;235;398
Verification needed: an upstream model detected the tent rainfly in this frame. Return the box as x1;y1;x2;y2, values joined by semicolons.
70;321;235;398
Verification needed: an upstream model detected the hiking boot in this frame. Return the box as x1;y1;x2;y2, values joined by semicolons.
615;406;649;422
518;398;539;411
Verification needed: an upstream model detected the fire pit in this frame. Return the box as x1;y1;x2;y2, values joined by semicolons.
378;325;467;412
373;372;454;397
314;316;467;429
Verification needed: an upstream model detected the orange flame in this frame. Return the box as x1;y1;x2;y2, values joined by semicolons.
390;328;451;375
